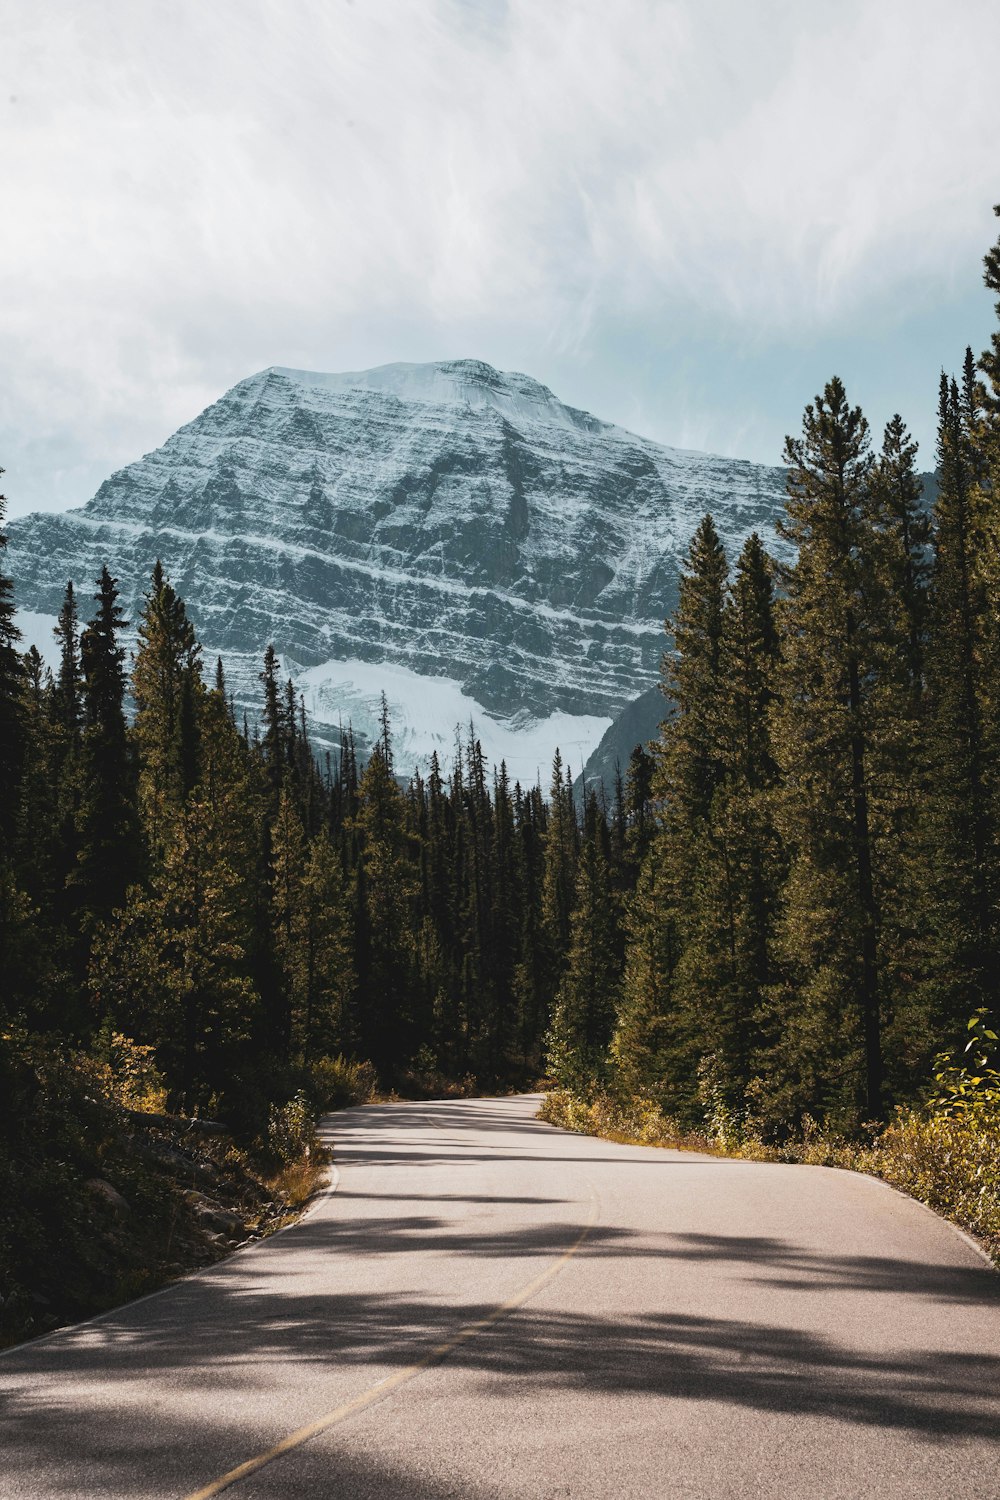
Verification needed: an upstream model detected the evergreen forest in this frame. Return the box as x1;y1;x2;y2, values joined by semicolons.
2;209;1000;1336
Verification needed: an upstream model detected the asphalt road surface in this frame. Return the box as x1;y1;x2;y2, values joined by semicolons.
3;1094;1000;1499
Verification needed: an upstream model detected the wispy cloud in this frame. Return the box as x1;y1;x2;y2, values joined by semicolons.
1;0;997;514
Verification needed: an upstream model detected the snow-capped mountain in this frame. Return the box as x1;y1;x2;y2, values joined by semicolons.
9;359;788;783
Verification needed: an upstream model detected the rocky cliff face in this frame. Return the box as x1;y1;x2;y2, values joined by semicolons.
9;359;787;780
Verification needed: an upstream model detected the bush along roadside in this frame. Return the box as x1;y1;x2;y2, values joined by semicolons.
538;1012;1000;1266
0;1032;376;1350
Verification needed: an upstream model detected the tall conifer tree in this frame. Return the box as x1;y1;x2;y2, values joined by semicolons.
540;749;578;1011
0;482;24;841
680;532;781;1116
75;567;141;928
768;379;885;1126
546;827;620;1093
613;516;729;1117
52;581;82;741
922;366;998;1031
133;561;202;856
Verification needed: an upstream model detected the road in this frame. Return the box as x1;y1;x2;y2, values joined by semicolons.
2;1094;999;1499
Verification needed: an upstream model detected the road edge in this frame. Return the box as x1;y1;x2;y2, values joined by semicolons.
0;1114;349;1361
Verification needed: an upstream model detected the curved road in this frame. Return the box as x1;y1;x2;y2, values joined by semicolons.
2;1095;999;1499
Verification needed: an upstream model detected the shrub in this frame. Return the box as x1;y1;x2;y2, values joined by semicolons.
858;1012;1000;1255
539;1088;700;1148
267;1091;317;1166
926;1009;1000;1117
860;1107;1000;1254
90;1023;168;1113
306;1054;377;1110
0;1028;175;1344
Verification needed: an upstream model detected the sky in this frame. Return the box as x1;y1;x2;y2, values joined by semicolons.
1;0;998;519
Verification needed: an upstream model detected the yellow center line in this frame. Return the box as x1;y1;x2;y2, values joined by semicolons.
183;1189;599;1500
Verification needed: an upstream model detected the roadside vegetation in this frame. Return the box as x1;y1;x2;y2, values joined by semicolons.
539;206;1000;1266
541;1009;1000;1262
0;1034;375;1349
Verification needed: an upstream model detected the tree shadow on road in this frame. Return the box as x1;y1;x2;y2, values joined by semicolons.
5;1097;999;1492
4;1283;1000;1498
4;1220;999;1446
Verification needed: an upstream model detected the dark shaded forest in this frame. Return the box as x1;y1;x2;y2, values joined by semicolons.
0;549;598;1117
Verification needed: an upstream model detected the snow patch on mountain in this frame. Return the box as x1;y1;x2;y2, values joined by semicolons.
16;610;59;670
292;655;611;787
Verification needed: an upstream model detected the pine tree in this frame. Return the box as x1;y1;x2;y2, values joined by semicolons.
197;655;259;972
12;646;58;907
767;378;886;1128
921;365;998;1033
3;645;65;1028
0;481;24;841
46;581;87;952
868;416;930;699
74;567;141;928
983;205;1000;429
260;643;284;804
352;722;417;1075
52;581;82;740
980;209;1000;605
89;793;256;1112
132;561;202;856
660;515;730;823
511;781;547;1066
861;419;933;1084
488;760;520;1073
674;532;781;1120
546;829;620;1093
540;749;578;1011
453;732;505;1078
296;829;356;1058
613;516;729;1118
270;787;307;1060
622;743;654;884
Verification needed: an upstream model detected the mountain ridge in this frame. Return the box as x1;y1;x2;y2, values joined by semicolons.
8;358;789;780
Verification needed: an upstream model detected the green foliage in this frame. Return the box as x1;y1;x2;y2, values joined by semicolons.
607;209;1000;1162
613;515;732;1121
545;832;620;1093
0;1028;175;1345
927;1010;1000;1116
89;792;257;1112
540;748;579;1004
90;1021;168;1112
853;1015;1000;1254
267;1090;317;1166
769;377;886;1124
539;1087;718;1152
132;560;203;857
918;362;1000;1035
0;1022;331;1347
74;567;141;930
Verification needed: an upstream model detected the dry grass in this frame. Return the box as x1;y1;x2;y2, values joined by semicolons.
265;1146;333;1213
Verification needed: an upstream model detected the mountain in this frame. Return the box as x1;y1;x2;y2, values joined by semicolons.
8;359;788;783
575;687;667;794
